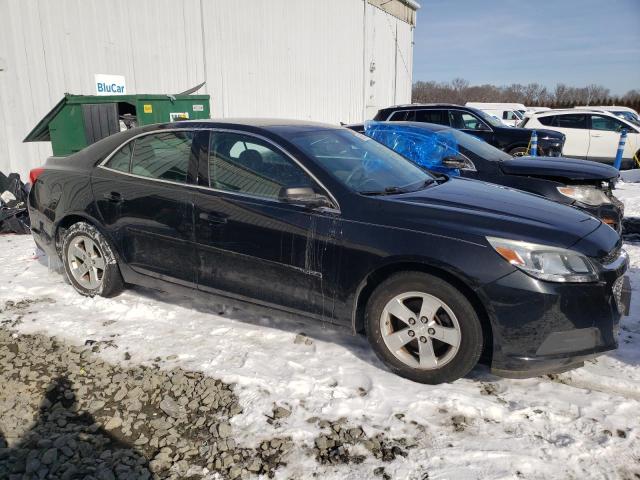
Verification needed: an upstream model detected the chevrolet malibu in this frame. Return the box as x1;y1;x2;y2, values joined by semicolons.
27;120;632;384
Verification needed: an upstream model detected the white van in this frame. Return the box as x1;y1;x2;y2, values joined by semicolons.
465;102;526;127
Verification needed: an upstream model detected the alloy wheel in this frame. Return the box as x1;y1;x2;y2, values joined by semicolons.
379;291;462;370
66;235;106;290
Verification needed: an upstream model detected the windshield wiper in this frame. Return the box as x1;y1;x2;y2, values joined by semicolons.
360;179;438;196
360;185;406;196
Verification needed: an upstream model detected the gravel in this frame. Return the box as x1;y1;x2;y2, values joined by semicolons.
0;325;406;478
310;418;410;466
0;327;292;479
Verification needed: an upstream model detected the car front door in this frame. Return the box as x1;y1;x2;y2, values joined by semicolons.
587;114;637;163
93;129;205;286
193;130;341;319
538;114;589;159
448;109;494;143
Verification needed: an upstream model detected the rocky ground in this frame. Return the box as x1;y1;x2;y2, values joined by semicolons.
0;325;410;480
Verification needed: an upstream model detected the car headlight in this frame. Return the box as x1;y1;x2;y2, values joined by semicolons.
557;186;611;206
487;237;598;283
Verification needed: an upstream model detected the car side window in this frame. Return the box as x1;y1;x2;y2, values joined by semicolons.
414;109;449;126
388;111;408;121
538;115;556;126
105;142;133;172
449;111;487;131
208;132;314;200
590;115;628;132
129;131;194;183
554;114;587;129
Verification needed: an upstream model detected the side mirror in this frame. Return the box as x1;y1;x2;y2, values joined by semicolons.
442;155;476;171
279;186;333;209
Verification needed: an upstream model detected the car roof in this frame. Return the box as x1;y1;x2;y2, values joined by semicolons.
575;105;638;113
533;109;618;117
380;103;464;110
373;121;452;132
174;118;339;130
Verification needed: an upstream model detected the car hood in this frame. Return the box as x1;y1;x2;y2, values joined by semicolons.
499;156;619;181
376;177;602;250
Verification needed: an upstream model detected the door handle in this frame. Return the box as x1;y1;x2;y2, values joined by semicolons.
591;134;602;137
199;212;227;224
103;192;124;203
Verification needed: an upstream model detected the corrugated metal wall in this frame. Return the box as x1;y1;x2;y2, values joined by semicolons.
0;0;415;178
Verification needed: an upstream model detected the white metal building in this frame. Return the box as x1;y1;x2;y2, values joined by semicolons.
0;0;418;179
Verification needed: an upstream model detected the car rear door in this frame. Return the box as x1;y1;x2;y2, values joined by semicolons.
92;129;206;287
192;129;340;319
538;114;589;159
587;114;635;163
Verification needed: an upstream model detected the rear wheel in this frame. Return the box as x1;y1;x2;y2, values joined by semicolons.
365;272;483;384
61;222;124;297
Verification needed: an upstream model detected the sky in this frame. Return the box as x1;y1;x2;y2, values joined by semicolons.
412;0;640;95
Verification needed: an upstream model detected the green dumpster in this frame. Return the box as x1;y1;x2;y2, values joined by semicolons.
24;93;211;156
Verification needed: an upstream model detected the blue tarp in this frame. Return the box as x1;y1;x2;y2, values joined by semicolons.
364;121;462;175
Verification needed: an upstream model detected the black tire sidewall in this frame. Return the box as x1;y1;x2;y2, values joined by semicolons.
61;222;123;298
365;272;483;384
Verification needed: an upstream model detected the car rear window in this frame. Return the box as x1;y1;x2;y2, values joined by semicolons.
414;109;449;126
388;111;413;121
105;142;133;173
130;131;194;183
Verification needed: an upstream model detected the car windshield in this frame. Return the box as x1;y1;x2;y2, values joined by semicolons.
363;122;512;172
289;128;434;194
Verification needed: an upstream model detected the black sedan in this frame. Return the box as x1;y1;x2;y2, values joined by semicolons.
350;121;624;232
28;119;631;384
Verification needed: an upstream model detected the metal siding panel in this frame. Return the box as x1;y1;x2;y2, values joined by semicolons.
363;4;413;118
0;0;205;178
0;0;413;178
395;19;414;105
202;0;366;123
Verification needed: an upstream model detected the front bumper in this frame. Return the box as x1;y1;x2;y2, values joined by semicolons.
479;252;630;378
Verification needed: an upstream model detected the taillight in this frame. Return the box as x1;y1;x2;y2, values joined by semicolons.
29;167;45;184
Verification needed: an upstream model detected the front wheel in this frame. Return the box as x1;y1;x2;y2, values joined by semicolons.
365;272;483;384
61;222;124;297
508;146;529;157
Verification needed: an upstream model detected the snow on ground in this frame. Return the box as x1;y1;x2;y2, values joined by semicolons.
1;182;640;479
618;180;640;217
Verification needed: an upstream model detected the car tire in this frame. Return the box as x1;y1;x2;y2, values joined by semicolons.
365;272;483;384
61;221;124;298
508;146;529;157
